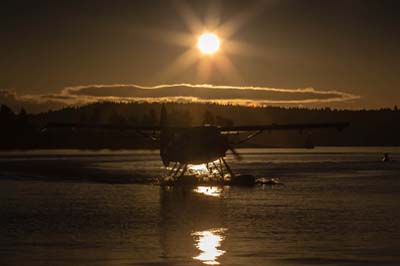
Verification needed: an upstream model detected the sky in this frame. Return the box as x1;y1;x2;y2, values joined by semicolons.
1;0;399;112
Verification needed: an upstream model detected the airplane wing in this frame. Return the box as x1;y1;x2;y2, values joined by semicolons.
220;122;349;133
45;121;349;146
46;122;161;131
220;122;349;146
45;122;162;140
46;122;349;132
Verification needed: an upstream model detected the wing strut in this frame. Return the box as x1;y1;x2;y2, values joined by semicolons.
232;130;264;145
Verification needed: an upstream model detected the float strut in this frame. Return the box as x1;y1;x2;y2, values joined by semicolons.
221;157;235;178
172;163;182;179
178;164;188;178
213;161;223;179
168;162;178;176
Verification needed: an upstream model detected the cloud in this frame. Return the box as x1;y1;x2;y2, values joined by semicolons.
63;83;359;103
0;84;360;113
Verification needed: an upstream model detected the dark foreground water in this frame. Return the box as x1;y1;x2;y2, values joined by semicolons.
1;147;400;266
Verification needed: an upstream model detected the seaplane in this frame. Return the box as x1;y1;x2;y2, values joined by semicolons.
47;104;349;186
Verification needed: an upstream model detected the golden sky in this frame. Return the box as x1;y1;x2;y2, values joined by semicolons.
0;0;399;110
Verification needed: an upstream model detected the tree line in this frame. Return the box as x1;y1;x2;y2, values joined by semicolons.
1;102;399;149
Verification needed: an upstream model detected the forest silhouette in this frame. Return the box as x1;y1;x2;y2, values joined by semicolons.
1;102;399;149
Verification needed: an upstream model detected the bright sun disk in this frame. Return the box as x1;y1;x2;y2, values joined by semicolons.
198;33;220;55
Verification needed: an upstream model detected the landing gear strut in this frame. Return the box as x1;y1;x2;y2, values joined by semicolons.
168;162;188;179
206;158;235;181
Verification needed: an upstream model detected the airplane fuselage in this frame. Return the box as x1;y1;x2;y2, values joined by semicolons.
160;126;229;165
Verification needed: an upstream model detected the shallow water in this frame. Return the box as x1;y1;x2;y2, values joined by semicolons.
1;147;400;265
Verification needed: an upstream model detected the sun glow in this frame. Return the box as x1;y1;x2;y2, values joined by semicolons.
153;1;266;82
198;33;220;55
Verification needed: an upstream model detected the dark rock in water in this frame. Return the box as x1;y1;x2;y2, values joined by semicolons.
255;177;283;186
230;174;255;186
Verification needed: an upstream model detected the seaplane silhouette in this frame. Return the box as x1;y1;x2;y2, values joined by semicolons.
48;105;348;185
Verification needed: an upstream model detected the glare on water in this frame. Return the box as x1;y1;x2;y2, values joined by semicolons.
193;186;222;197
192;228;226;265
1;148;400;266
189;163;209;173
188;160;223;176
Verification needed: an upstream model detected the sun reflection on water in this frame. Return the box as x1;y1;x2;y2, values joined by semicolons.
194;186;222;197
192;228;226;265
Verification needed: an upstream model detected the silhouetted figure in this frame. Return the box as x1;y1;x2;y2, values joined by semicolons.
382;153;390;162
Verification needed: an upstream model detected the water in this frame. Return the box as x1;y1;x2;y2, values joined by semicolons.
1;147;400;265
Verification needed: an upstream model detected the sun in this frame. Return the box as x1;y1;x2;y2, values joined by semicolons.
197;33;220;55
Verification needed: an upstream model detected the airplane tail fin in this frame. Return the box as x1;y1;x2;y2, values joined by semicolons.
160;103;167;128
160;104;169;167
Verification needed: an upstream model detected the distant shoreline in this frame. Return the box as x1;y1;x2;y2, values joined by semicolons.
1;146;399;153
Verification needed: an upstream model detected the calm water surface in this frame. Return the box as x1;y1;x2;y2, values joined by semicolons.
1;147;400;266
